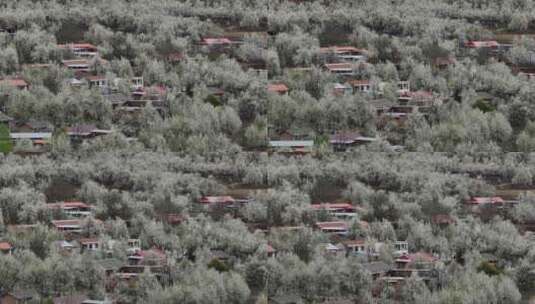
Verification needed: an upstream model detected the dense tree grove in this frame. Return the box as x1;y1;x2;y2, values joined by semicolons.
3;0;535;303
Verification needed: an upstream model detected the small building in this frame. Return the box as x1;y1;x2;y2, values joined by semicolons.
431;214;455;227
58;43;99;57
267;83;289;95
199;196;236;206
62;59;91;72
395;252;438;270
9;132;52;147
464;40;499;49
54;240;77;254
324;63;354;76
67;125;113;140
0;291;33;304
342;239;368;256
394;241;409;256
0;241;13;255
315;221;349;236
86;75;108;88
128;248;167;266
329;131;377;151
46;201;92;217
466;196;504;205
319;46;367;62
310;203;358;219
346;79;372;93
79;238;100;252
321;243;345;256
332;83;352;96
51;219;82;233
0;78;29;90
269;140;314;154
200;37;233;46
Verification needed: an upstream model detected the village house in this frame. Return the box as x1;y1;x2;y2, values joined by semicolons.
319;46;368;62
199;37;234;53
398;90;441;107
267;83;289;95
79;238;100;252
0;241;13;255
315;221;349;236
54;240;77;254
10;120;53;133
324;63;355;76
62;59;92;72
310;203;358;219
199;196;236;207
432;56;456;70
466;196;505;205
164;52;185;64
128;248;167;266
51;219;83;233
346;79;372;93
0;291;33;304
58;43;99;57
67;124;113;141
269;140;314;155
46;201;93;217
332;83;352;96
395;252;438;270
86;75;108;88
431;214;456;227
342;239;368;256
329;131;377;151
9;132;52;148
464;40;499;49
0;78;29;90
321;243;346;256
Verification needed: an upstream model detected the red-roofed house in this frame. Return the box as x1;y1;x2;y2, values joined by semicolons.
0;78;29;90
464;40;499;49
342;239;367;255
79;238;100;252
320;46;367;62
431;214;455;226
315;221;349;235
58;43;98;57
201;38;233;46
51;219;82;233
267;83;289;95
46;201;92;217
85;75;108;88
199;196;236;206
395;252;438;269
311;203;356;213
128;248;167;266
346;79;371;93
466;196;505;205
0;241;13;255
324;63;354;75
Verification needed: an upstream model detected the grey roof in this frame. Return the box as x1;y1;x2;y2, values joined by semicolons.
10;132;52;139
362;261;391;274
269;140;314;148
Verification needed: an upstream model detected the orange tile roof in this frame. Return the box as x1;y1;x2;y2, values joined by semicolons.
0;78;28;88
267;83;289;93
0;242;12;250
